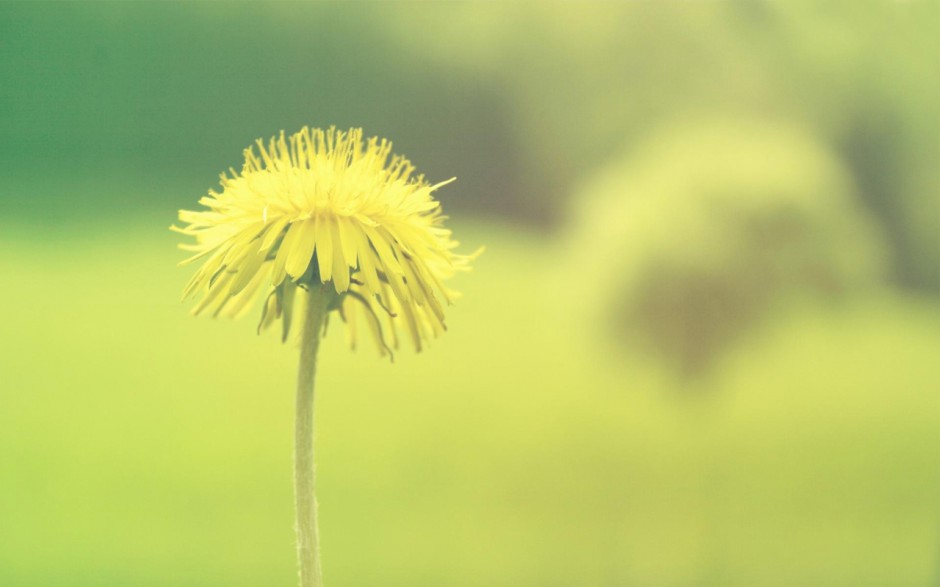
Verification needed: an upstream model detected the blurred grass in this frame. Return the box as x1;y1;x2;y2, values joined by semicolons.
0;211;937;587
1;3;936;585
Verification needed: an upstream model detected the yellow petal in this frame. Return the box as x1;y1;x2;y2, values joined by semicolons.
316;215;334;284
284;218;317;279
330;217;350;292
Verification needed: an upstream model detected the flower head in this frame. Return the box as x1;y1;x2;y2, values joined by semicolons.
173;126;478;356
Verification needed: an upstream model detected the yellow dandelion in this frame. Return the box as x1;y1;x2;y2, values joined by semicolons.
172;126;479;587
173;126;477;356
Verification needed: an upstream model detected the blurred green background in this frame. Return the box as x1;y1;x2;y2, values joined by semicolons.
1;2;938;586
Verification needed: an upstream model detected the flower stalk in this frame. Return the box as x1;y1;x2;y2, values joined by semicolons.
294;286;330;587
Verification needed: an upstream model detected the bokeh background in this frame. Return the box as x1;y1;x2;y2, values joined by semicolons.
1;2;938;586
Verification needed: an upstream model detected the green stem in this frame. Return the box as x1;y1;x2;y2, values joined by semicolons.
295;287;328;587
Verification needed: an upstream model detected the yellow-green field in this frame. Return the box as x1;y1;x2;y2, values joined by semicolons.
1;216;937;586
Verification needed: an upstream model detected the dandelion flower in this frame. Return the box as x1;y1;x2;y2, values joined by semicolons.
173;126;477;356
172;126;479;587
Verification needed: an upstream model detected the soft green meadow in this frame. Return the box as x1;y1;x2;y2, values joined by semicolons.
1;3;936;585
1;215;937;587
